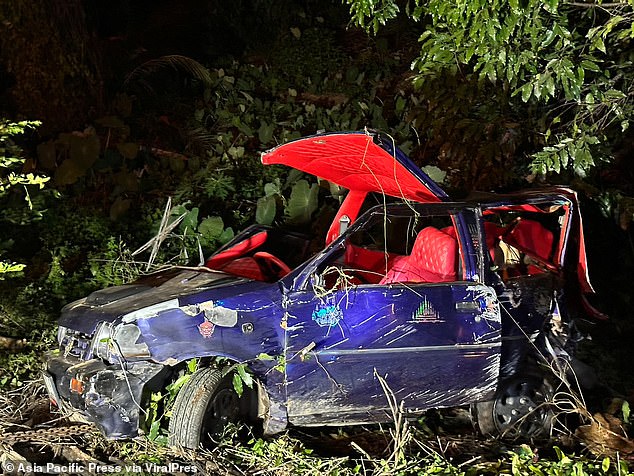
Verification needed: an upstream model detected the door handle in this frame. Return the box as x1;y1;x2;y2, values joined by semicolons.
455;301;480;312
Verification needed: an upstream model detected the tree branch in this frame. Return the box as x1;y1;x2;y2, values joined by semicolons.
566;1;629;8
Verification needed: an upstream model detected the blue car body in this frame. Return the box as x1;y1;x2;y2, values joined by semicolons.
44;132;598;439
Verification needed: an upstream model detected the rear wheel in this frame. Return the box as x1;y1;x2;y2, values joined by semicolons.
474;374;554;439
168;366;254;449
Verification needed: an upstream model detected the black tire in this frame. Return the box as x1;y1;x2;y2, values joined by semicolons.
168;366;251;449
474;375;554;439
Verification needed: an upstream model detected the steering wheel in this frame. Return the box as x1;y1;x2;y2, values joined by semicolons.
253;252;292;280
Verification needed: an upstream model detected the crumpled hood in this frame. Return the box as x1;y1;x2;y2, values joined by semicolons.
59;268;249;334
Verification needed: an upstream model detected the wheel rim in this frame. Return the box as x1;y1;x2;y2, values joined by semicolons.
492;377;552;437
201;386;240;442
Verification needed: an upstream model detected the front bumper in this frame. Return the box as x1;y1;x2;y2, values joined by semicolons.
44;352;166;439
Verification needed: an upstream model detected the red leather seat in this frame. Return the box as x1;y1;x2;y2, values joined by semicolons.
217;257;266;281
380;227;458;284
205;231;268;269
504;219;554;263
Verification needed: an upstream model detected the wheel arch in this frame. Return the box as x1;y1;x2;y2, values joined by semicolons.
159;353;288;437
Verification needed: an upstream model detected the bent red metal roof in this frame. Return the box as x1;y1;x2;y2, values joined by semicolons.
262;132;444;203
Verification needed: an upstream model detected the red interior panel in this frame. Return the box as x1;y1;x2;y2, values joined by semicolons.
503;219;554;263
344;244;400;284
205;231;268;269
262;133;442;202
217;257;265;281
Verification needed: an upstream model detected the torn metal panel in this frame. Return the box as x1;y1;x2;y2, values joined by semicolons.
134;279;284;365
46;354;166;438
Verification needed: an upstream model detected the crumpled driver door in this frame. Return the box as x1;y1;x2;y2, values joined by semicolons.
283;281;502;427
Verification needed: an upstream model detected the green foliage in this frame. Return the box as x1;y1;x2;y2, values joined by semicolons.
255;176;323;226
232;363;254;397
144;203;235;265
530;134;600;177
32;204;135;302
144;358;199;445
0;261;25;275
285;179;319;224
500;444;631;476
256;352;286;374
0;119;49;277
345;0;400;35
256;195;277;225
346;0;634;182
89;237;142;288
0;285;57;389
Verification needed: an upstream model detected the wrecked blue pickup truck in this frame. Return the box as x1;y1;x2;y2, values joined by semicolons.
44;131;601;448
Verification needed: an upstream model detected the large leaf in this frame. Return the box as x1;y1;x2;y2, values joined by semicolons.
54;160;84;186
179;207;199;234
218;227;234;244
237;365;253;389
232;372;244;397
69;133;100;169
256;195;277;225
258;121;275;144
285;180;318;225
198;216;224;240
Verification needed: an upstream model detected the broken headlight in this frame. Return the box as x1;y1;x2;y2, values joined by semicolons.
90;321;150;362
112;323;150;359
90;321;114;361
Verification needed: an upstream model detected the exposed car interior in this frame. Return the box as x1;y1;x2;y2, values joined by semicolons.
482;204;565;281
204;225;313;282
311;209;463;288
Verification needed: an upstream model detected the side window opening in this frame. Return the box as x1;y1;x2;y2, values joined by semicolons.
316;210;462;288
482;206;565;281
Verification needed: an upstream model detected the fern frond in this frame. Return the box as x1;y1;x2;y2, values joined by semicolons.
125;55;212;90
185;127;216;152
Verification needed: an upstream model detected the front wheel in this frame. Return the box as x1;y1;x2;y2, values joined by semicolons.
168;366;253;449
474;375;554;439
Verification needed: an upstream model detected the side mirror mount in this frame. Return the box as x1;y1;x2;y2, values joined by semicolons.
339;215;351;237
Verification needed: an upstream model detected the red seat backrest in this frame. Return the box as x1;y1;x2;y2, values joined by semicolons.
412;226;458;281
504;219;553;263
205;231;268;269
380;227;458;284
